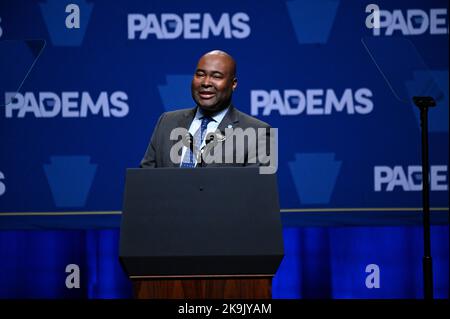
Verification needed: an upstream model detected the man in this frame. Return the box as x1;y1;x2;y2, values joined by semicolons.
140;50;275;170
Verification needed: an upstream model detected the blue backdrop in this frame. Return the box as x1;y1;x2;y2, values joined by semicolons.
0;0;448;298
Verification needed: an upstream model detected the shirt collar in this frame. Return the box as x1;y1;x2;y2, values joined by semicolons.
195;106;230;123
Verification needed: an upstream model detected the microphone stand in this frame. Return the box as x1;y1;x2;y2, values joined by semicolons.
198;134;216;167
413;96;436;300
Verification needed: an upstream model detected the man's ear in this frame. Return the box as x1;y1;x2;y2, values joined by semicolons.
232;78;238;91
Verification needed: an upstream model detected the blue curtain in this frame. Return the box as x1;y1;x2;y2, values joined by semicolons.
1;225;447;299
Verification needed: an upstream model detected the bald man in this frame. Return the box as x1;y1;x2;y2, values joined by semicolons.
140;50;274;169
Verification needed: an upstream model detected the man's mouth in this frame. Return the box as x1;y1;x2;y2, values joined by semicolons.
198;91;215;99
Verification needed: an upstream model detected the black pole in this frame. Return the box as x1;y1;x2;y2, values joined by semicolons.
419;105;433;299
413;96;436;300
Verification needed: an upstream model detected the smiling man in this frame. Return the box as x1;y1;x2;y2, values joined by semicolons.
140;50;275;170
191;50;237;115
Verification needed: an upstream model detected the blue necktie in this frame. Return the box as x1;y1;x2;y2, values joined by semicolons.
180;116;213;167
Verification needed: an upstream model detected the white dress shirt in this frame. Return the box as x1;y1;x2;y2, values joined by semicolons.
180;107;229;167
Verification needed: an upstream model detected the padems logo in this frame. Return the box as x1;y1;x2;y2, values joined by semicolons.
128;12;250;40
366;7;448;36
374;165;448;192
251;88;373;116
4;91;129;118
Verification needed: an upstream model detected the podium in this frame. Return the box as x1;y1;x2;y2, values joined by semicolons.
119;167;284;299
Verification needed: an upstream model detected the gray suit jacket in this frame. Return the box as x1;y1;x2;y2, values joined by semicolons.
140;105;273;168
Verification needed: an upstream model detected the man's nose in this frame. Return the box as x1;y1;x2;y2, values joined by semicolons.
201;76;212;87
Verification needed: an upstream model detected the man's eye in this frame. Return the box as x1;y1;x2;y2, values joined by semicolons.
196;72;205;77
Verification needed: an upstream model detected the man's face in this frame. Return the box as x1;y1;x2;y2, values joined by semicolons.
191;54;237;114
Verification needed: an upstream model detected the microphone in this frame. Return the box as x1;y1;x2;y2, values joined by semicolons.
182;132;194;153
205;132;216;146
197;133;214;167
198;131;226;166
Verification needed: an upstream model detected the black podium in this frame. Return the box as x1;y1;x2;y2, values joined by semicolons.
119;167;284;298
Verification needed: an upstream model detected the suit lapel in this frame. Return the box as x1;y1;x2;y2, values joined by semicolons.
165;107;196;167
217;105;240;133
177;107;197;129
